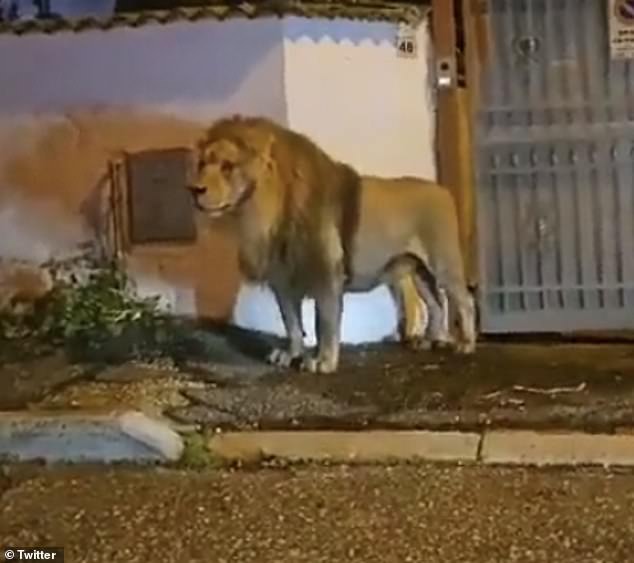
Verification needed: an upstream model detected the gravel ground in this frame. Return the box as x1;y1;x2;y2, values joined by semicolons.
5;338;634;433
169;342;634;432
1;463;633;563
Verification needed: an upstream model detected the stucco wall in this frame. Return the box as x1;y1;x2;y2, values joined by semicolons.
0;17;286;319
0;18;286;117
232;17;436;344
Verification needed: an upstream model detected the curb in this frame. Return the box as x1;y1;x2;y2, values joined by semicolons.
480;430;634;467
207;430;481;463
0;410;184;464
206;429;634;468
2;409;634;468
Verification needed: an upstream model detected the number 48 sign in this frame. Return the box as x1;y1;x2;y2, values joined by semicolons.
396;26;417;58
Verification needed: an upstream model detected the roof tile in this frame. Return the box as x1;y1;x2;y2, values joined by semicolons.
0;1;429;36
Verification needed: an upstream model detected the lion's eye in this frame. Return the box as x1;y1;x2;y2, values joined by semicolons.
204;150;217;165
221;160;234;174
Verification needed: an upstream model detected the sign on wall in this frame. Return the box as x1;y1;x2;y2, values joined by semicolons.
125;148;197;245
608;0;634;59
396;24;418;58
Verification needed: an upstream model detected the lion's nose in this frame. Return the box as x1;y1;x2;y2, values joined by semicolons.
187;185;207;195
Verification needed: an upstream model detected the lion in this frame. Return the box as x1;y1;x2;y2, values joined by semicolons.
187;115;476;373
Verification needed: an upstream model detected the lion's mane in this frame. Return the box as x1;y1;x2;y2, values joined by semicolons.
198;116;361;288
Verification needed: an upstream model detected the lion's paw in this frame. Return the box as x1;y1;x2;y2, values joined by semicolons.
300;356;338;375
431;337;455;351
403;336;433;351
405;336;455;352
267;348;301;368
453;341;476;355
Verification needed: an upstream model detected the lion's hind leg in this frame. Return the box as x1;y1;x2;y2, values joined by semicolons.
411;267;454;351
392;255;452;350
387;276;425;346
383;255;451;351
442;274;476;355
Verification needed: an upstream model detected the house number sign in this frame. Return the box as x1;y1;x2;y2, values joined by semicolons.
396;25;417;58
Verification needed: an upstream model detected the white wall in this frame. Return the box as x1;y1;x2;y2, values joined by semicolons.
232;16;436;345
0;17;287;119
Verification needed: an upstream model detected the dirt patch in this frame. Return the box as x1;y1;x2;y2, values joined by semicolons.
3;327;634;433
35;366;196;420
167;341;634;433
0;468;10;498
0;463;43;502
0;349;89;410
282;343;634;412
0;325;270;412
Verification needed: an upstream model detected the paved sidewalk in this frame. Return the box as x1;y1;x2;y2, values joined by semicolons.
1;463;633;563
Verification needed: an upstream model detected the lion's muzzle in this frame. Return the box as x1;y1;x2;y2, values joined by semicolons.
186;181;255;218
187;184;229;216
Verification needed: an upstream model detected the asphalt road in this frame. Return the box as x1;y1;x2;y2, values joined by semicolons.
1;463;633;563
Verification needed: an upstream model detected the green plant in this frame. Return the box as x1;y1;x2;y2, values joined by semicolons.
178;431;224;470
1;251;182;364
51;266;163;356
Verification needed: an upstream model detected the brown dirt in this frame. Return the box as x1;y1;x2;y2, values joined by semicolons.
283;342;634;412
224;341;634;433
0;349;88;410
3;333;634;433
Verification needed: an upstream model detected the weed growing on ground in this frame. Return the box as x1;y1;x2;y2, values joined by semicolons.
178;432;225;470
0;247;186;364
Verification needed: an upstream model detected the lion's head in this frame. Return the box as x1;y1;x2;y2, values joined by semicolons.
186;115;359;286
187;116;276;219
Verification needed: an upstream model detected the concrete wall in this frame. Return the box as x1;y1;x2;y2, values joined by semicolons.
232;17;436;345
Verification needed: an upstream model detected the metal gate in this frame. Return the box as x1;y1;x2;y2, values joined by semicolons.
475;0;634;332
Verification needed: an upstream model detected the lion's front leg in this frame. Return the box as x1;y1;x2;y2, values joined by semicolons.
302;282;344;374
268;284;305;369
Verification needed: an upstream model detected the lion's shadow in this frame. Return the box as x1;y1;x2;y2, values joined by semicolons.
187;318;284;366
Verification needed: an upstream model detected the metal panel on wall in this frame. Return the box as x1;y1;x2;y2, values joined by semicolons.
475;0;634;332
125;148;197;245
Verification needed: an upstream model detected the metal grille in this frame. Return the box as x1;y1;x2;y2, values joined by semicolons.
475;0;634;333
125;148;197;245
